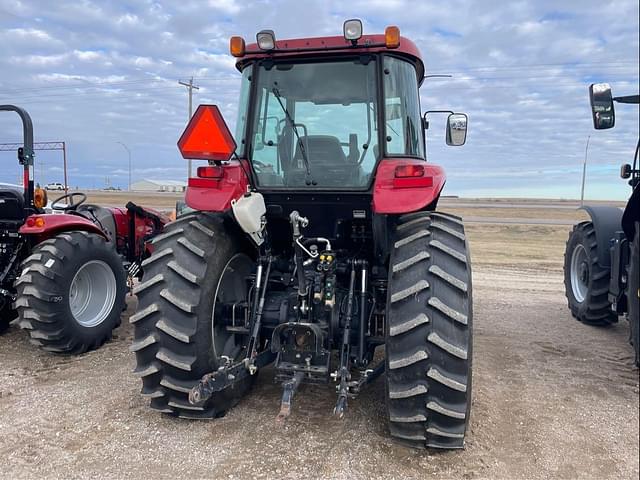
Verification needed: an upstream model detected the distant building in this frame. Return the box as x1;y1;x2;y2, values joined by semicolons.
130;179;187;192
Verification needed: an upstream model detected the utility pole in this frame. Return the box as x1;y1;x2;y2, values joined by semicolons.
116;141;131;191
62;141;68;194
580;135;591;206
179;77;199;178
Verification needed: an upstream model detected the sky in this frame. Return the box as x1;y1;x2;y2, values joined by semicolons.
0;0;638;199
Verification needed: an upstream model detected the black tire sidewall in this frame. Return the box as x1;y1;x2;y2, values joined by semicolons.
28;232;126;346
192;232;255;410
564;223;601;320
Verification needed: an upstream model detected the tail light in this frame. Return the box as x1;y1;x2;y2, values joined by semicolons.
26;216;45;228
189;165;225;188
393;164;433;188
395;164;424;178
197;165;224;179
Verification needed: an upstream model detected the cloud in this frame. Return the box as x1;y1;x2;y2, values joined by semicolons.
0;0;637;199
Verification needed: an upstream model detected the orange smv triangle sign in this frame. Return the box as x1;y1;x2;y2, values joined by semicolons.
177;104;237;161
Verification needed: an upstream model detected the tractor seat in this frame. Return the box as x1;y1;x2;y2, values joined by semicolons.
293;135;348;167
0;187;25;221
290;135;363;186
77;204;117;241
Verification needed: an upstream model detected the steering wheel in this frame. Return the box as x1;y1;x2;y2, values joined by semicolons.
51;192;87;211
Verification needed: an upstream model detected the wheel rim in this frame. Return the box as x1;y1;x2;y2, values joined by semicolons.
69;260;117;327
211;254;252;362
570;244;589;303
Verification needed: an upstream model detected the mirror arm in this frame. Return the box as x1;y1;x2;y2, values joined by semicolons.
613;95;640;104
423;110;454;131
423;110;454;119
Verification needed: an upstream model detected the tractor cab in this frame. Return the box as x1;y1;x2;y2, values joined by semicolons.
240;47;420;190
180;22;467;253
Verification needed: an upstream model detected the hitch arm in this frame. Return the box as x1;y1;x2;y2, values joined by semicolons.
333;263;357;417
246;255;273;369
189;350;275;404
276;371;305;422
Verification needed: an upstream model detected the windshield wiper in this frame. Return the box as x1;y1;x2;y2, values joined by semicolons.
271;86;316;186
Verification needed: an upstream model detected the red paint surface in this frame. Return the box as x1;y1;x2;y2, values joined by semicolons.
372;159;446;214
110;207;129;237
237;34;424;79
111;206;170;257
185;160;250;212
19;213;107;239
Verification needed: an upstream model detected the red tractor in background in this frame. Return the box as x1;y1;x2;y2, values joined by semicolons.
1;105;169;353
132;21;472;449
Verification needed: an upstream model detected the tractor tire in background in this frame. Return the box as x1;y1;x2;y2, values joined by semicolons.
564;222;617;326
14;231;126;353
385;211;472;449
628;222;639;367
131;212;256;418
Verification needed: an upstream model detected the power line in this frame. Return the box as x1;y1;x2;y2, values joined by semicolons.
2;67;636;101
1;60;636;96
430;61;638;73
0;76;237;96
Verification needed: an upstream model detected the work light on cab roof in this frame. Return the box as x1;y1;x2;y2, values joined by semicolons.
229;19;401;57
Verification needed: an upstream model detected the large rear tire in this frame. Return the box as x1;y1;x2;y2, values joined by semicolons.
131;212;256;418
628;222;639;367
564;222;617;326
14;231;126;353
385;212;472;449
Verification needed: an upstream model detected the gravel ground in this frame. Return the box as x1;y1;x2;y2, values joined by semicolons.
1;239;638;479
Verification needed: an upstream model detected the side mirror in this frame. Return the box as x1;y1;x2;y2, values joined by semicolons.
589;83;615;130
446;113;468;146
620;163;632;179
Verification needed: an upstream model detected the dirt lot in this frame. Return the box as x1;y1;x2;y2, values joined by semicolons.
1;201;638;479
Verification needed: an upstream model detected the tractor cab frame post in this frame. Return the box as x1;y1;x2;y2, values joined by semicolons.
0;105;35;210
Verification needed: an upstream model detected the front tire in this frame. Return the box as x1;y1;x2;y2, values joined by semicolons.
385;212;473;449
131;212;256;418
14;231;126;353
564;222;617;325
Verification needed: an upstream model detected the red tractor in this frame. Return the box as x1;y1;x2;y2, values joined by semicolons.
1;105;169;353
132;21;472;449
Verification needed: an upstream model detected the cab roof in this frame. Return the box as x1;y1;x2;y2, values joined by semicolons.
235;34;425;83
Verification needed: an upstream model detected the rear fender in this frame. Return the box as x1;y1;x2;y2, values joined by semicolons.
185;160;250;212
19;213;107;241
580;205;624;268
372;159;446;214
